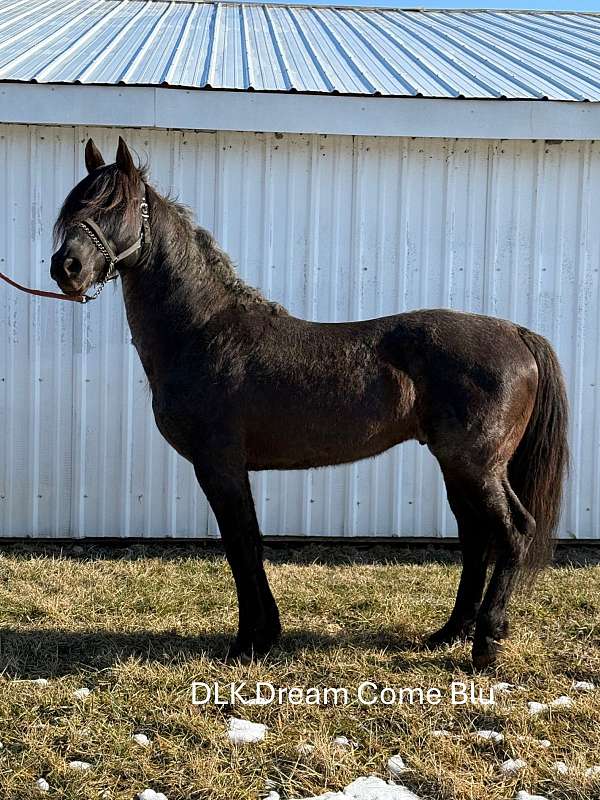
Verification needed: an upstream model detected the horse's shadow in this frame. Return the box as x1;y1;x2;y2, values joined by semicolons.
0;625;471;679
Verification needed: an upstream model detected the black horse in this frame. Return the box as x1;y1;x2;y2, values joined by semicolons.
50;138;569;669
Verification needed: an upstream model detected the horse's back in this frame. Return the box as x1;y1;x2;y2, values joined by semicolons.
378;308;536;389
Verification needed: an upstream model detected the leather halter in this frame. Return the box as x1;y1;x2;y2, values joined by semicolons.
0;194;151;304
75;196;151;301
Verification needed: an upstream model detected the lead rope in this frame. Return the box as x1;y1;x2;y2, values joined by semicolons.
0;269;90;304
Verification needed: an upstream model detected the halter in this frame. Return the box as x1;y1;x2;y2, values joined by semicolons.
75;195;151;301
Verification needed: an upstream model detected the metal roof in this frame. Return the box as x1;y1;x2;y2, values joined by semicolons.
1;1;600;101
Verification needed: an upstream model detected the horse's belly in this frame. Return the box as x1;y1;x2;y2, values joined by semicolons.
150;360;418;470
245;416;414;470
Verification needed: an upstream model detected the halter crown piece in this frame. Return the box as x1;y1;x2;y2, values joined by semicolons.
75;193;151;302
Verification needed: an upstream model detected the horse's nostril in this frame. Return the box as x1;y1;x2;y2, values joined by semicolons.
63;257;82;276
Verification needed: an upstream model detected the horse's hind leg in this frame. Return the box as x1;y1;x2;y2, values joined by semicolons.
193;451;281;659
431;460;534;668
426;481;491;647
472;477;535;669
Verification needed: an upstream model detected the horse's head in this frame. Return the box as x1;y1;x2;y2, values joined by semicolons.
51;137;147;296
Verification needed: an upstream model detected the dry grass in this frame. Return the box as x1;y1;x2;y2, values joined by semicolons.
0;543;598;800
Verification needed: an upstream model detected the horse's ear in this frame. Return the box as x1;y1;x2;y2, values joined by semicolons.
85;138;105;173
115;136;136;177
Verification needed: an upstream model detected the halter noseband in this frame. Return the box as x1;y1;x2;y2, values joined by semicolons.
75;195;151;301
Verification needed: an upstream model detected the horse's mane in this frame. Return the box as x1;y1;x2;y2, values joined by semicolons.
193;225;285;314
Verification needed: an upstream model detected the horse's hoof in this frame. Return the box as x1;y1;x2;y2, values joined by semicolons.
226;644;253;664
226;627;281;662
425;623;473;649
472;637;501;670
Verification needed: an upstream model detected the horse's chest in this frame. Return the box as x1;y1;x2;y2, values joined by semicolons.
151;392;196;462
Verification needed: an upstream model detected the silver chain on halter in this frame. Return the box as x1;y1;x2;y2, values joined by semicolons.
75;222;117;301
75;197;150;302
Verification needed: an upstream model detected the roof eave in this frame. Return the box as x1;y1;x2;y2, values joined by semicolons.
1;83;598;140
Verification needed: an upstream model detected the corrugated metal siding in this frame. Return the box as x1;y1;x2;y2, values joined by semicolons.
1;1;600;100
0;124;598;539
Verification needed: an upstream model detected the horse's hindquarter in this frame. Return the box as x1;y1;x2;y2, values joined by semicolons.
378;309;539;469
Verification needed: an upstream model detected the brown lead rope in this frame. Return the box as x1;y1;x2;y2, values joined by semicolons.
0;269;90;304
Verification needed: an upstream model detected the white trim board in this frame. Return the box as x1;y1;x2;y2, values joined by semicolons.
1;83;599;140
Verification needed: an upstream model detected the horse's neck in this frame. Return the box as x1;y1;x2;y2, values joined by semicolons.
119;210;231;386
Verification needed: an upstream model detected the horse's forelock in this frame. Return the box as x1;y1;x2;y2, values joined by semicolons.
53;163;147;247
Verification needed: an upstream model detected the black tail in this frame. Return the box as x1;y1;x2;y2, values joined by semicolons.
509;327;569;574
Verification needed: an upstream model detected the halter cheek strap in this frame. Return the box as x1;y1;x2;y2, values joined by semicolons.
76;196;151;300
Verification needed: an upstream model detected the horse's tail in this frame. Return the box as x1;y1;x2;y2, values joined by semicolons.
509;327;569;575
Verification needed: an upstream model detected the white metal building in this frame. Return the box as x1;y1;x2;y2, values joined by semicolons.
0;1;599;540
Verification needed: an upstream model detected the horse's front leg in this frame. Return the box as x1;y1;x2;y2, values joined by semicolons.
193;452;281;659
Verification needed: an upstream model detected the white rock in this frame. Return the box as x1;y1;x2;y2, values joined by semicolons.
516;793;549;800
68;760;91;771
32;678;49;687
475;730;504;743
491;682;514;692
527;701;548;716
132;733;150;747
586;765;600;777
572;680;595;692
137;791;168;800
550;695;573;708
529;695;573;715
264;793;280;800
552;761;569;775
430;729;450;738
344;777;422;799
333;736;357;750
35;778;50;792
500;758;526;774
73;687;91;700
388;755;408;778
290;777;423;800
227;717;267;744
537;740;551;749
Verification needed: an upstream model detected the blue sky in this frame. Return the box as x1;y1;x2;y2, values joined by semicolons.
256;0;600;9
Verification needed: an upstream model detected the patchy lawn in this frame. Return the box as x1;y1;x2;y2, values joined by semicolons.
0;543;597;800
